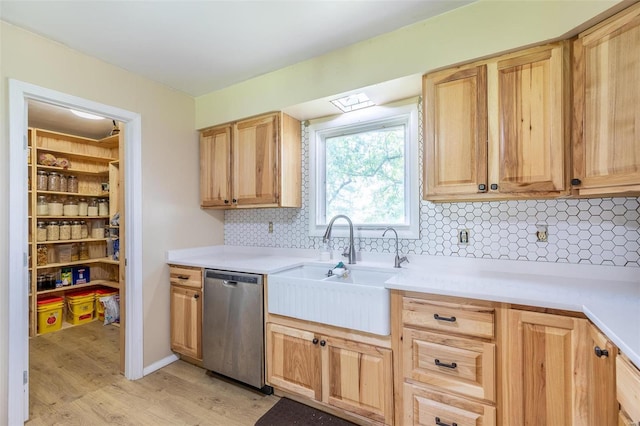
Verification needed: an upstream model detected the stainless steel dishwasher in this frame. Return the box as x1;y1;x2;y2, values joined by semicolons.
202;269;271;393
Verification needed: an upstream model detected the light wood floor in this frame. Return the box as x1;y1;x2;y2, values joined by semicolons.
28;321;278;425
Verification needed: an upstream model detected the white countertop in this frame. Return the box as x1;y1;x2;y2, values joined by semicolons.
167;245;640;367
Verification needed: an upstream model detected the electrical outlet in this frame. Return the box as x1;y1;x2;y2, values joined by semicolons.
268;222;273;233
536;224;548;242
458;229;470;245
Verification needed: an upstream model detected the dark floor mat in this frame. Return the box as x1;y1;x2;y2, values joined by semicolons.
255;398;357;426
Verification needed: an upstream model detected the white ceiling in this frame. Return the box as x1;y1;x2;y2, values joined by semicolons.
0;0;473;97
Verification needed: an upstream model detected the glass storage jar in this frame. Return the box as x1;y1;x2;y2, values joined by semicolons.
63;198;79;216
71;220;82;240
88;198;98;217
36;171;48;191
59;174;68;192
36;245;48;266
67;175;78;193
70;243;79;261
47;196;63;216
36;221;47;242
78;198;88;216
91;221;105;239
98;199;109;217
37;274;47;291
46;221;60;241
47;172;61;192
78;242;89;260
36;195;49;215
80;221;89;239
59;221;71;240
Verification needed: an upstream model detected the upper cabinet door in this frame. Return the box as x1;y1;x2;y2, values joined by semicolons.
424;65;488;198
233;113;279;206
496;43;569;193
573;3;640;196
200;125;232;208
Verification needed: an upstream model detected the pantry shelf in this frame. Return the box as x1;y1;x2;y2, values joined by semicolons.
37;147;116;163
35;238;108;245
36;190;110;198
37;165;109;177
36;257;114;270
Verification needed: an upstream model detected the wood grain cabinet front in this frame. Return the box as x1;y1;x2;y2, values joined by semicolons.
169;265;203;361
617;354;640;424
423;41;570;201
503;309;590;425
266;322;394;425
200;112;301;209
572;2;640;197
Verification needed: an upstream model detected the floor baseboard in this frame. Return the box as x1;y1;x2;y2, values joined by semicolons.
143;353;179;376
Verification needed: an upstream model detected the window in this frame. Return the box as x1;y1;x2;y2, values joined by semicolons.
309;99;419;239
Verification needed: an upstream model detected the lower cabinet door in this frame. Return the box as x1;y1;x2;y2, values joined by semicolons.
403;383;496;426
170;285;202;360
266;323;322;400
323;336;393;425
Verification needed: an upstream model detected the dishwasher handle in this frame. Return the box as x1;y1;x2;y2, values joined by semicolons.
222;280;238;287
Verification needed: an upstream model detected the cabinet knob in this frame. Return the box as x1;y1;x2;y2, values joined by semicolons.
433;313;456;323
594;346;609;358
435;417;457;426
478;184;486;192
224;200;229;204
571;178;582;186
490;183;498;190
193;293;199;300
312;338;319;345
320;340;326;347
232;199;237;204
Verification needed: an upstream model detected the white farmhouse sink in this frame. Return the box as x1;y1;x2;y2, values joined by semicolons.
267;265;394;335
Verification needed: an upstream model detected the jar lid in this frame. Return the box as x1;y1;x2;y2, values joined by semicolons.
37;195;47;200
64;199;77;204
72;220;81;225
68;175;77;179
48;221;59;225
37;221;46;226
37;170;48;175
60;221;70;225
48;172;59;176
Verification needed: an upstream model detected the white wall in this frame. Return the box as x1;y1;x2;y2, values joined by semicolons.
0;21;224;423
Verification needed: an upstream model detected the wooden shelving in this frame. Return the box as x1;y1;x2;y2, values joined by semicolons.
29;127;124;337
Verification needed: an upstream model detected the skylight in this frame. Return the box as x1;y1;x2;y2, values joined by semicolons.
330;93;375;113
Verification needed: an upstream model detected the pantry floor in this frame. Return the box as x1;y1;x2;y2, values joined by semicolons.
27;321;278;425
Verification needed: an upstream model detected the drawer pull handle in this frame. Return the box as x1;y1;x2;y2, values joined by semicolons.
435;417;457;426
433;314;456;322
594;346;609;358
177;275;189;280
434;359;457;369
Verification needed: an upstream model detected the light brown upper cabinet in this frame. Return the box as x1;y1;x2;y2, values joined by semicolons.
572;3;640;197
424;41;571;201
200;112;301;209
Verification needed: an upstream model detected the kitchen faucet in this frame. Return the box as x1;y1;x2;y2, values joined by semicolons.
323;215;357;264
383;227;409;268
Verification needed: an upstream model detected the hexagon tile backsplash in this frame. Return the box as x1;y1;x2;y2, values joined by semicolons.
226;120;640;268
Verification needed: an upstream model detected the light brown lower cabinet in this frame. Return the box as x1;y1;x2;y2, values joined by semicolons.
403;383;496;426
617;354;640;424
169;265;203;361
266;322;394;425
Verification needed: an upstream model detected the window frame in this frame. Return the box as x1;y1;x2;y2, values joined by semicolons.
308;98;419;239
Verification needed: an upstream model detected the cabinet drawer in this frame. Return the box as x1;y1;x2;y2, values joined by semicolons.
617;355;640;421
403;383;496;426
402;297;495;340
170;266;202;288
403;328;495;402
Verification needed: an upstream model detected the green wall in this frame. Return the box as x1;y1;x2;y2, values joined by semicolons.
195;0;622;128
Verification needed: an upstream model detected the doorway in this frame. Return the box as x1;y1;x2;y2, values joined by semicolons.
8;80;144;424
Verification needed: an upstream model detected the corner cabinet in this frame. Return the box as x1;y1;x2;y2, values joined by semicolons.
572;2;640;197
200;112;301;209
424;41;570;201
169;265;203;361
266;320;394;425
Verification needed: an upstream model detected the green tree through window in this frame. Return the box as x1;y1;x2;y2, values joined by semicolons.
325;125;405;224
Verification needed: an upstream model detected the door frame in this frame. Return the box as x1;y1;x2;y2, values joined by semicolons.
8;79;144;424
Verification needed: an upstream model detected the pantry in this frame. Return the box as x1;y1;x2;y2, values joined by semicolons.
27;102;125;340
